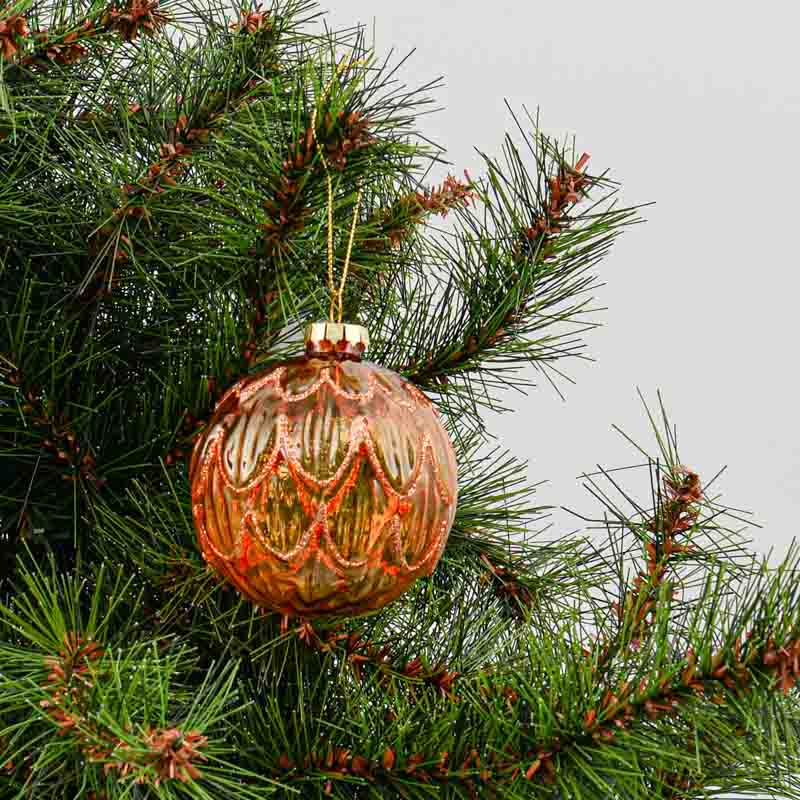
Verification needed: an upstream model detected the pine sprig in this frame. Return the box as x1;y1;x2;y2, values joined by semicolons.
364;112;645;438
0;554;285;797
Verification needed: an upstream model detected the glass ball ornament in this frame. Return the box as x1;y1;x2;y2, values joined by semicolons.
189;322;458;618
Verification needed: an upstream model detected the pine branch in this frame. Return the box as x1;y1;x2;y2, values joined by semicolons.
219;546;800;799
368;107;644;431
567;392;760;679
0;553;285;797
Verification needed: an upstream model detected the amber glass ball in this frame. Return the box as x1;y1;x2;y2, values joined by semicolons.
189;325;458;618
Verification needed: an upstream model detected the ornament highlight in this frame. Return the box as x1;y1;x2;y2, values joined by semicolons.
189;322;458;617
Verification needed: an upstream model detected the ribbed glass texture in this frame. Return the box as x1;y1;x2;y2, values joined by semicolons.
189;356;458;617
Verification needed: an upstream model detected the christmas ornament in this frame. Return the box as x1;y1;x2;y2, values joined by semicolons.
189;322;458;617
190;60;456;616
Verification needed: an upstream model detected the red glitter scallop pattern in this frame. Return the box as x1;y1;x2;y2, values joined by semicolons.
189;358;458;617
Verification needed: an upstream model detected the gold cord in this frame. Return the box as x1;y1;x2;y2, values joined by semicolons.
323;164;336;319
310;57;367;323
339;183;363;323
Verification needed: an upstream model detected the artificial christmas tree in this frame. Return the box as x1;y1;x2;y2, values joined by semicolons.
2;1;800;798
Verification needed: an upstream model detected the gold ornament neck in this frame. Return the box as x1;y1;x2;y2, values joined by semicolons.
304;321;369;361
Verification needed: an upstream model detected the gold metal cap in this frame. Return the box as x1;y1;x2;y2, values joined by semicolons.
304;322;369;360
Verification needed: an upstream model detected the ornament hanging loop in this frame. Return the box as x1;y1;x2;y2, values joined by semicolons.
310;56;367;324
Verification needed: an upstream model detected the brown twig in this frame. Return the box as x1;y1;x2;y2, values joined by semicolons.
602;466;702;659
0;12;30;61
401;153;591;387
273;629;800;792
4;359;103;490
2;0;169;71
37;631;209;786
260;111;376;258
362;172;477;252
479;554;536;618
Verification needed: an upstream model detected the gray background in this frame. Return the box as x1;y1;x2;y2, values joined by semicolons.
314;0;799;561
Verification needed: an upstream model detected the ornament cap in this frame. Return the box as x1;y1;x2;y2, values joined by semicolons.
304;321;369;360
